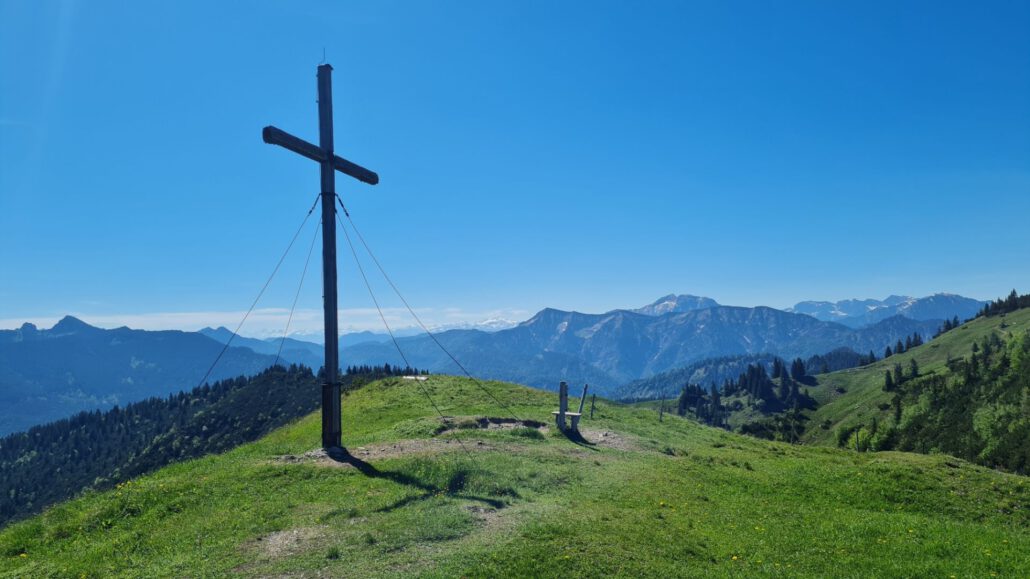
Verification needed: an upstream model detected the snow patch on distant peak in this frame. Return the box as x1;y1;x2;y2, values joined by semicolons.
634;294;719;316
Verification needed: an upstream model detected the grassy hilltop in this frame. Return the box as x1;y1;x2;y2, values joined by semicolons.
1;376;1028;577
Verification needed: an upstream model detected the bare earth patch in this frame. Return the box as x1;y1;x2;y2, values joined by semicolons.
252;526;326;559
579;428;640;451
464;504;504;531
275;438;502;467
271;418;636;467
438;416;549;436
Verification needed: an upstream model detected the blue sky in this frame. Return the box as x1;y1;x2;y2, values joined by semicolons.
2;1;1029;335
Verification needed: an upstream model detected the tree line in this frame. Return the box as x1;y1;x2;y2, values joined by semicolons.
883;331;924;358
979;289;1030;318
806;347;877;375
675;356;817;440
933;316;963;339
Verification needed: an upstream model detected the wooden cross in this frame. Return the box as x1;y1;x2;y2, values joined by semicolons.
262;64;379;449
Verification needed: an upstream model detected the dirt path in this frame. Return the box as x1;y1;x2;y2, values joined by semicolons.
271;417;639;468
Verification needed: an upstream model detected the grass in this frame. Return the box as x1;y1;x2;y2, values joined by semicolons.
1;375;1028;577
803;308;1030;446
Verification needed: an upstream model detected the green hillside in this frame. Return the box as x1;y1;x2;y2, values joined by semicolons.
2;376;1028;577
803;308;1030;447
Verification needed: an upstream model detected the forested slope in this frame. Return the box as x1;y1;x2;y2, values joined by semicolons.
0;364;416;525
804;307;1030;472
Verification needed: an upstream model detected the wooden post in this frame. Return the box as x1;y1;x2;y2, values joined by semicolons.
590;394;596;419
578;384;589;414
659;399;665;422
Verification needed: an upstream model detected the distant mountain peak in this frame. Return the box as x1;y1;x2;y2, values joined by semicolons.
199;327;236;341
50;315;97;334
634;294;719;316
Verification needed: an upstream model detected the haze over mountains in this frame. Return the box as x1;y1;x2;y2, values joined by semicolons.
0;293;984;435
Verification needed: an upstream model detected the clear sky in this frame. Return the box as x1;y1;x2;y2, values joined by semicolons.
2;1;1029;336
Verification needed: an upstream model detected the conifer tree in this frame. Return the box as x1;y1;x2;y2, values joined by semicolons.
790;358;806;381
778;374;792;401
709;384;722;427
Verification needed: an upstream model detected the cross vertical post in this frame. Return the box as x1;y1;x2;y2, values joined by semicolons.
263;63;379;450
317;65;341;449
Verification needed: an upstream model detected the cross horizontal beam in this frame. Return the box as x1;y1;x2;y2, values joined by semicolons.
262;125;379;185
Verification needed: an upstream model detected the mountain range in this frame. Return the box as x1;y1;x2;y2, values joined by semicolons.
0;318;283;435
786;293;985;328
0;292;983;434
340;304;944;393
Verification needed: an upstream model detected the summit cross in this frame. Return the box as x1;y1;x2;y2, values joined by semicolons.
262;64;379;449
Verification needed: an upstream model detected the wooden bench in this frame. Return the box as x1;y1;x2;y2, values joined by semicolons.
553;381;588;433
553;410;582;431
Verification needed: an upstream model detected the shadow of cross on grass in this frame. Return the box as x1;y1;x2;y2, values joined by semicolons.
325;447;510;513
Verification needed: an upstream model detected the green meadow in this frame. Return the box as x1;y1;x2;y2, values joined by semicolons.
2;373;1027;577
